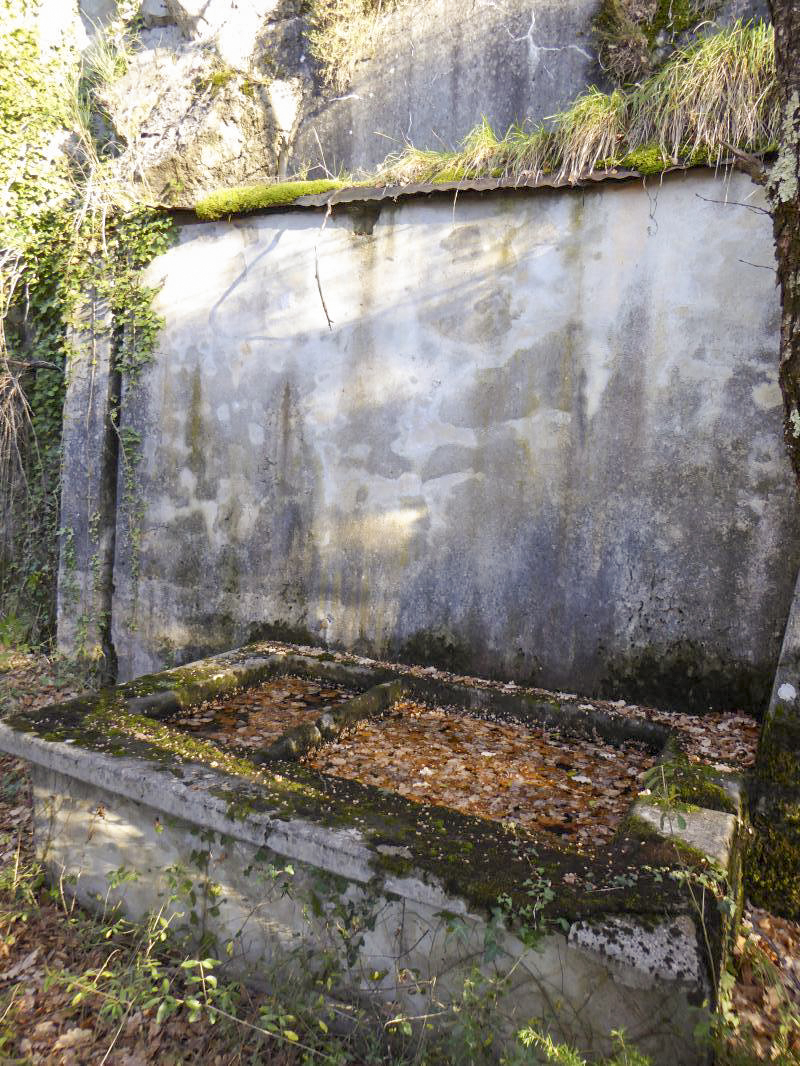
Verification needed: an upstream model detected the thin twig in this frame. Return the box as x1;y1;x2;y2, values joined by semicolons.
722;141;768;185
314;203;334;331
738;259;775;271
98;1005;130;1065
4;358;64;373
752;930;800;996
695;192;770;214
208;1005;334;1060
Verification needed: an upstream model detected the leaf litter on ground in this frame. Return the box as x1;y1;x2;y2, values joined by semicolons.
256;640;761;770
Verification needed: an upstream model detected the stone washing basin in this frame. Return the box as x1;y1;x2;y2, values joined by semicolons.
0;641;745;1064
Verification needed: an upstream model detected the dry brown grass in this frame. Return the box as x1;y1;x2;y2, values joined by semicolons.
306;0;405;93
594;0;657;83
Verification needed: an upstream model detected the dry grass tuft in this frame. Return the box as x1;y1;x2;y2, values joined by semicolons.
628;17;779;160
373;146;462;185
550;88;629;181
306;0;403;94
594;0;657;84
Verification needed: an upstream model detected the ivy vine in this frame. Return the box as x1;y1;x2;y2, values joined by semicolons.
0;0;173;652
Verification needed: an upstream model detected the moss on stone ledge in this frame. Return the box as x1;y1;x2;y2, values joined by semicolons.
4;642;737;945
7;691;703;928
195;180;345;220
618;145;672;175
748;703;800;921
648;742;738;814
673;775;737;815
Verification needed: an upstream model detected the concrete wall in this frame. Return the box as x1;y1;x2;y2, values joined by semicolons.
57;297;118;666
59;169;800;710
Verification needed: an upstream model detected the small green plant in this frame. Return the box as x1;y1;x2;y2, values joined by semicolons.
516;1025;652;1066
640;749;737;817
0;613;32;651
194;64;240;95
496;864;568;951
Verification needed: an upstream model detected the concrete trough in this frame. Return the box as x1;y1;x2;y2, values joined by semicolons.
0;641;745;1063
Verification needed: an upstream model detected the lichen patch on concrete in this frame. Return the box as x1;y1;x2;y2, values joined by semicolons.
569;915;706;989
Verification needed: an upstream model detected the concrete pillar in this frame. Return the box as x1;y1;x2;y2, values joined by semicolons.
56;295;119;676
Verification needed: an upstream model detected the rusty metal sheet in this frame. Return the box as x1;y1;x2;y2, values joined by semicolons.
289;165;695;209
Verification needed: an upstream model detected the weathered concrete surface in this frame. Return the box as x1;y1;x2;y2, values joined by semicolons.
26;764;711;1062
765;569;800;717
633;803;739;869
747;567;800;919
90;170;799;709
57;296;117;666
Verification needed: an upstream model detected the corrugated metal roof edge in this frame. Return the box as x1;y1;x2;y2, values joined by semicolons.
293;164;678;207
173;159;751;223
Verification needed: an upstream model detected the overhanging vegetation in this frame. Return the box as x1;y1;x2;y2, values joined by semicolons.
194;180;346;221
377;19;778;185
191;20;778;216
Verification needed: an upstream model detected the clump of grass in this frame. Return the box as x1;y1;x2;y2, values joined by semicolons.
628;17;778;161
306;0;403;93
550;87;629;182
458;117;503;177
374;146;462;185
374;19;776;187
594;0;656;84
195;179;346;220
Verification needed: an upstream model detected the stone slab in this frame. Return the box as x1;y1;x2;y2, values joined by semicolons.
633;802;739;870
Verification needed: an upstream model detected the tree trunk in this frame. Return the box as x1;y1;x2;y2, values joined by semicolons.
767;1;800;484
